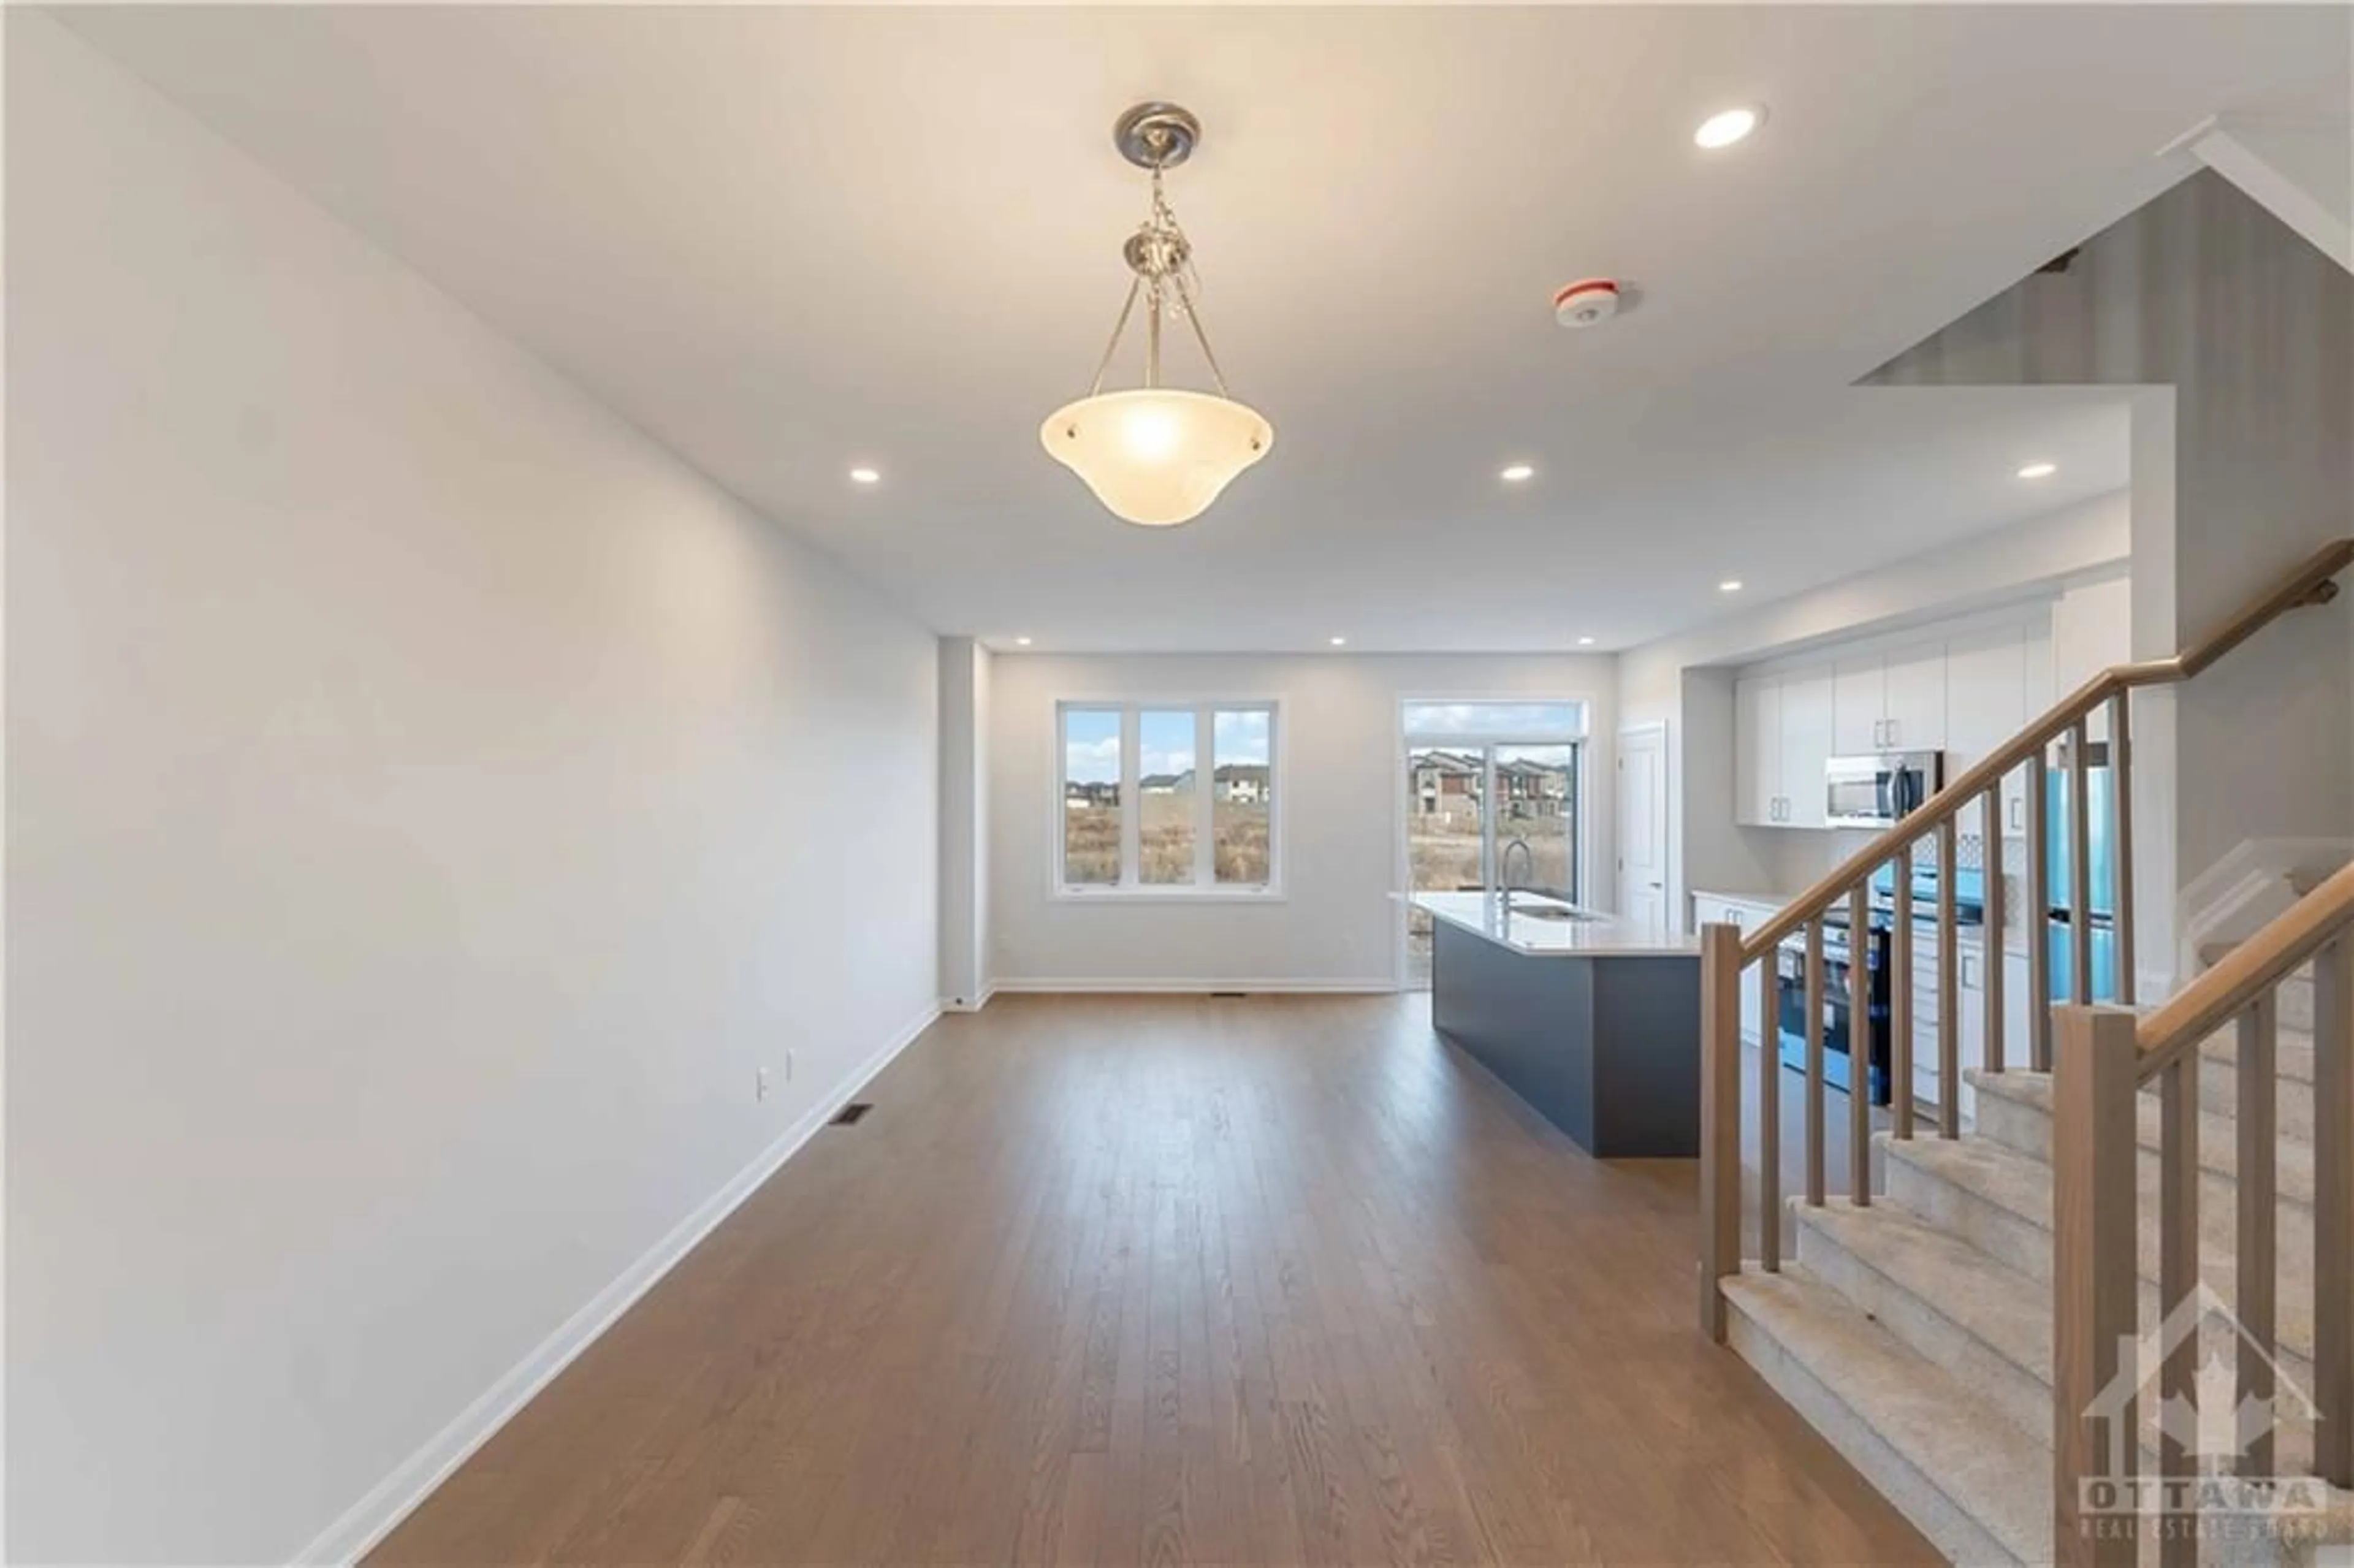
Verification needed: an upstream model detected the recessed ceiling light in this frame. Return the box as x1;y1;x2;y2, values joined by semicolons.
1015;636;1033;646
1577;636;1597;647
1719;579;1745;593
1694;105;1765;150
2016;461;2058;480
1330;636;1349;647
1500;463;1536;483
849;466;882;485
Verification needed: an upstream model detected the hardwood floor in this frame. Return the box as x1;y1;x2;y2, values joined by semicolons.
370;995;1934;1566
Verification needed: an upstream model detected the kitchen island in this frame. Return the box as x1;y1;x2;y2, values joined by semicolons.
1407;892;1702;1157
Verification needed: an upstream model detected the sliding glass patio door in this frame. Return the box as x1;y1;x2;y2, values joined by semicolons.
1399;702;1586;989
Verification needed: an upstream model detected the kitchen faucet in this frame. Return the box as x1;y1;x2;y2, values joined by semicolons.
1497;837;1535;916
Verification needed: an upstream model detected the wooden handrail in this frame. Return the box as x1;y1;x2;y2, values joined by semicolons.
2053;854;2354;1546
1739;538;2352;961
2135;859;2354;1073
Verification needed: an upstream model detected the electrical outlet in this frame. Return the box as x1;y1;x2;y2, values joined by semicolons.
756;1067;771;1102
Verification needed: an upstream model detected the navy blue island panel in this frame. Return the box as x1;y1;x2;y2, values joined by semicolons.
1428;914;1702;1158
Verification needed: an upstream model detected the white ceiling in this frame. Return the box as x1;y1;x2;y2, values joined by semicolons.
56;5;2347;652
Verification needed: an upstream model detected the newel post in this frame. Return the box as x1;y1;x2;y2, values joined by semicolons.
1699;923;1744;1341
2052;1004;2142;1567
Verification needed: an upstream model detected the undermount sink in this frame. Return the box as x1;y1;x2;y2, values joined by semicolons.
1506;902;1591;923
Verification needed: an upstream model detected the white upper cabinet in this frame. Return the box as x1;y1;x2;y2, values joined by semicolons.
1943;624;2029;834
1882;642;1948;751
1735;674;1781;826
1735;669;1833;827
1778;669;1836;828
1734;609;2063;836
1833;642;1947;753
1944;626;2027;763
2052;574;2130;742
1832;657;1885;755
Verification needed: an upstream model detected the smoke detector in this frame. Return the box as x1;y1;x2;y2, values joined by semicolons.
1553;278;1624;329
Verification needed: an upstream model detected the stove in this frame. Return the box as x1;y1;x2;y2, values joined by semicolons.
1771;866;1983;1106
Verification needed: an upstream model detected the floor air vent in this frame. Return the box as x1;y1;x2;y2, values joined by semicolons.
1210;991;1249;999
830;1103;873;1127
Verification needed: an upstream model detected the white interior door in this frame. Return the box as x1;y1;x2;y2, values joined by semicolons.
1617;723;1669;940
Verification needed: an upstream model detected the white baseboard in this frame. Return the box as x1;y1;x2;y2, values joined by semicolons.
989;977;1398;995
941;984;997;1013
291;1000;943;1567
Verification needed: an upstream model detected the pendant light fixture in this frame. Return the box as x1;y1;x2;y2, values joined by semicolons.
1040;103;1273;528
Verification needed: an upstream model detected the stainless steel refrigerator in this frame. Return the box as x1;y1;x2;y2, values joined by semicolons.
2047;740;2120;1003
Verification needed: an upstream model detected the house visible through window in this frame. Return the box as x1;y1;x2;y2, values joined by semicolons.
1401;700;1588;987
1061;707;1122;885
1058;702;1278;892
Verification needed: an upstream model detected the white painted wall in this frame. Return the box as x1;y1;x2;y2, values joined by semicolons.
2051;569;2134;700
8;17;940;1563
1868;170;2354;981
1619;490;2130;929
986;653;1617;988
938;637;992;1008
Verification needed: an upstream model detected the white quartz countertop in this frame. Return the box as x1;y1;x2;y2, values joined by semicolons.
1691;886;2003;950
1404;892;1701;958
1690;888;1797;911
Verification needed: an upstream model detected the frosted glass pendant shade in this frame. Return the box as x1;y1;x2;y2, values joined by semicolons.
1040;388;1273;527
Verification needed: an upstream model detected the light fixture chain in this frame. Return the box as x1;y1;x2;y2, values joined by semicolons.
1145;272;1162;389
1086;275;1143;397
1170;268;1232;398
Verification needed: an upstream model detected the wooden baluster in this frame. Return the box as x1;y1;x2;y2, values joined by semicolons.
2070;720;2093;1003
1759;956;1781;1272
2110;692;2136;1007
1984;783;2006;1075
1892;843;1915;1138
2158;1053;2199;1564
2317;935;2352;1486
2028;749;2054;1071
1939;818;1960;1139
1850;883;1872;1206
2238;995;2278;1481
2053;1005;2141;1567
1698;924;1743;1341
1806;919;1826;1207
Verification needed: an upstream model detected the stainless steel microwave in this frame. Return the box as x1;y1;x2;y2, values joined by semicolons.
1824;751;1944;829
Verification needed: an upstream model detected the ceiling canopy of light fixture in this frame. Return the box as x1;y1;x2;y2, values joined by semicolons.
1040;103;1274;528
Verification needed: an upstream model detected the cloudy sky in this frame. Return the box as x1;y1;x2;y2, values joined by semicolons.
1401;702;1585;739
1065;701;1585;786
1064;709;1269;786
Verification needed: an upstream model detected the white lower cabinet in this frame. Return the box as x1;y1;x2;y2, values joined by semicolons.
2003;948;2037;1067
1904;929;1992;1124
1908;932;1941;1117
1956;942;1988;1124
1903;935;2019;1125
1691;895;1779;1047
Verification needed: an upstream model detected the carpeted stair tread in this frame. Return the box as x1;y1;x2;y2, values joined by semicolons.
1794;1197;2055;1385
1722;1264;2051;1566
1967;1068;2316;1208
1876;1132;2319;1369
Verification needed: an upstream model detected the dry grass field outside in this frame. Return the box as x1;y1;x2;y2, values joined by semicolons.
1404;807;1575;980
1063;791;1271;886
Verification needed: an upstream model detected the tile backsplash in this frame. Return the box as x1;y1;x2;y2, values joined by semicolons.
1773;826;2036;940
